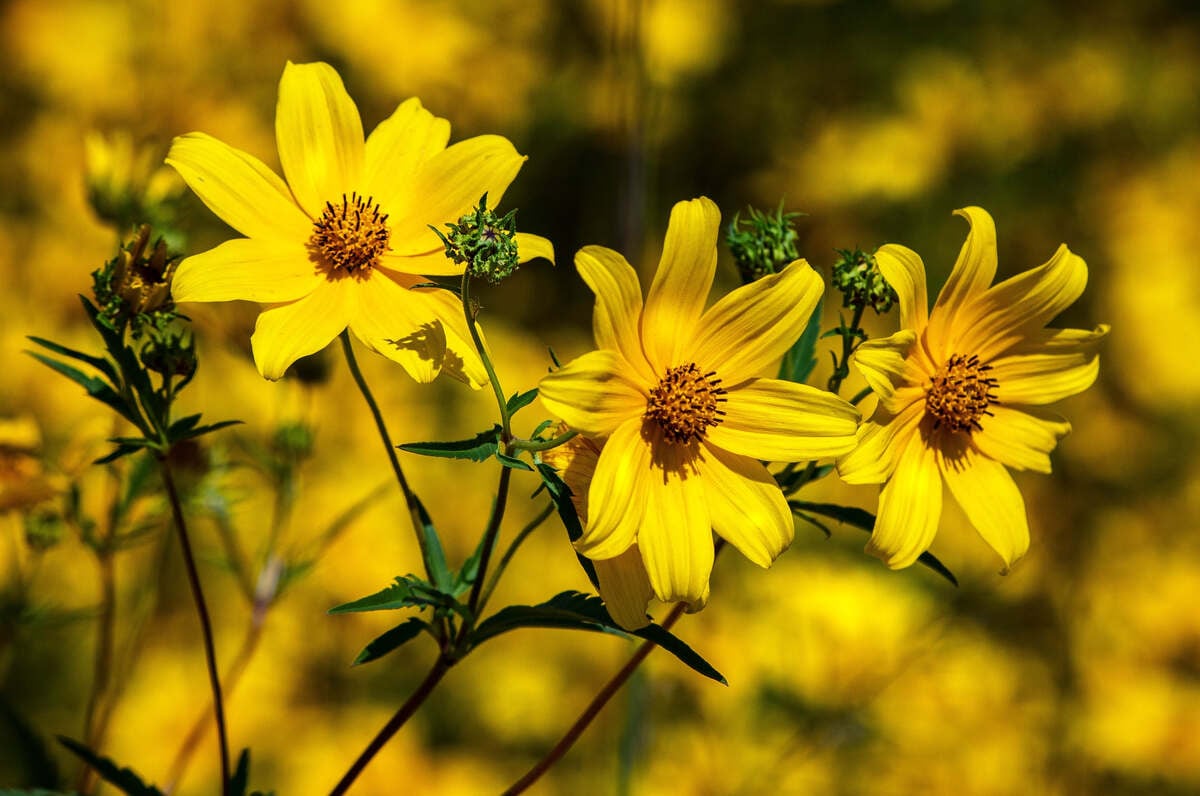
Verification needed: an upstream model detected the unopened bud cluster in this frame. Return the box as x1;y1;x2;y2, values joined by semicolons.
726;204;802;283
434;194;520;285
831;248;897;315
93;224;180;337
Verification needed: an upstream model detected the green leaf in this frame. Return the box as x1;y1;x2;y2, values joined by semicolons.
778;297;822;384
94;443;150;466
172;419;242;443
352;618;431;665
495;451;533;471
57;736;164;796
230;749;250;796
328;576;423;614
398;426;501;462
534;462;599;589
473;591;726;684
27;335;118;383
793;511;833;539
506;388;538;415
413;495;453;592
788;500;959;587
27;352;141;429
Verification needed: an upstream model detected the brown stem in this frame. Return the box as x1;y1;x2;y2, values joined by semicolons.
160;459;230;796
502;601;688;796
328;656;452;796
76;550;116;794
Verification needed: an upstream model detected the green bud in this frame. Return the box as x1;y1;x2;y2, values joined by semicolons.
93;224;181;338
831;248;897;315
433;194;520;285
140;327;196;380
24;508;64;552
726;203;802;284
271;422;315;462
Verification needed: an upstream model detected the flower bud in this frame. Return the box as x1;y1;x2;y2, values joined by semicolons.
725;203;802;283
433;194;520;285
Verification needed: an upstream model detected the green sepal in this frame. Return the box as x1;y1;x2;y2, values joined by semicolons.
352;618;432;665
398;425;501;463
534;462;600;590
778;297;822;384
495;451;533;471
788;500;959;587
506;388;538;415
472;591;726;685
57;736;164;796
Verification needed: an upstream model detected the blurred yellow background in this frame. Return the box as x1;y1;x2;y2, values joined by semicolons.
2;0;1198;794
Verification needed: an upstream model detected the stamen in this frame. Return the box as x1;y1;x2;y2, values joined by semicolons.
645;363;727;444
925;353;999;433
309;192;391;274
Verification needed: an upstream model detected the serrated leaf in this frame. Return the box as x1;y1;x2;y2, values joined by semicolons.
778;297;822;384
473;591;725;684
495;451;533;471
57;736;164;796
534;463;599;589
27;335;118;383
328;577;422;614
94;444;148;465
353;618;431;665
506;388;538;415
28;352;141;428
398;426;501;462
173;419;242;443
788;500;958;587
168;413;203;435
413;495;452;592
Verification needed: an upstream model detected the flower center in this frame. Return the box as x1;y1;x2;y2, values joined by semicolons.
925;353;998;433
645;363;727;444
310;192;391;274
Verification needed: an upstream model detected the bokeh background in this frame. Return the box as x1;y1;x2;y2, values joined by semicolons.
2;0;1198;793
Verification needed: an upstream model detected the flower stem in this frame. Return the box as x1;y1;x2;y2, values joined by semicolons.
159;457;230;796
460;272;511;435
339;330;434;581
827;303;866;395
328;655;452;796
462;464;512;632
476;502;556;616
510;429;578;453
501;601;689;795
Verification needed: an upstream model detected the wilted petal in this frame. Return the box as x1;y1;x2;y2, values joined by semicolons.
698;444;792;568
275;61;365;217
940;446;1030;571
867;432;942;569
173;238;320;304
706;379;859;462
539;350;647;437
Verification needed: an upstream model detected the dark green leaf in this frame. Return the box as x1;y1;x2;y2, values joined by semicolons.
495;451;533;471
530;419;554;438
57;736;164;796
328;577;422;614
353;618;431;665
506;388;538;415
788;500;958;587
94;444;149;466
413;495;453;592
534;463;599;589
172;419;242;443
778;297;823;384
793;511;833;538
230;749;250;796
398;425;501;462
168;413;202;436
473;591;726;684
27;335;117;383
27;353;141;428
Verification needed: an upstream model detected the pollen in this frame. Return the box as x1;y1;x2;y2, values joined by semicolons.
310;192;391;274
925;353;998;433
645;363;727;444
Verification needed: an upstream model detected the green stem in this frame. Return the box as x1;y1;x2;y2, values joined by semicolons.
460;272;510;435
476;502;556;615
328;655;452;796
159;458;230;796
827;303;866;396
511;429;578;453
339;331;434;581
502;601;689;795
462;465;512;634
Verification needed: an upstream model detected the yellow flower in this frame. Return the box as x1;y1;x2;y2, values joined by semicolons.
539;197;860;610
167;61;553;382
838;207;1108;570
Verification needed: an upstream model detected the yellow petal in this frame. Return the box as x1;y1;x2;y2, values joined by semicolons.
927;206;997;351
388;135;525;254
851;330;926;414
973;405;1070;474
579;418;652;559
642;197;720;370
637;456;713;605
706;378;860;462
874;243;929;333
362;97;450;214
275;61;365;217
837;402;924;485
378;250;461;277
693;259;823;384
698;444;792;568
539;350;647;436
539;435;602;519
575;245;654;383
959;244;1089;361
516;232;555;265
348;272;487;388
867;431;942;569
939;446;1029;571
251;280;350;380
593;546;654;630
990;324;1109;405
166;132;311;241
173;238;321;304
